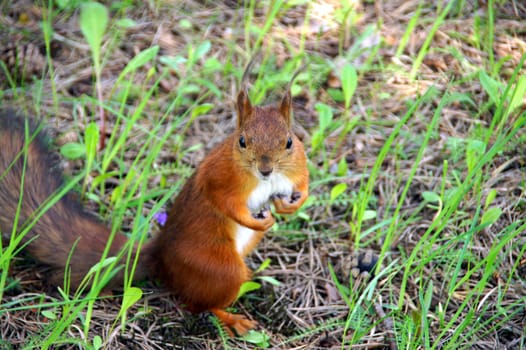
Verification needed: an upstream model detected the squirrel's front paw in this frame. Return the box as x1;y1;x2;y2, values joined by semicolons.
251;208;275;231
252;206;270;219
273;191;303;214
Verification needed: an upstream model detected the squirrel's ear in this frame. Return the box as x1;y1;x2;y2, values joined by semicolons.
280;89;292;127
237;89;253;128
280;64;305;127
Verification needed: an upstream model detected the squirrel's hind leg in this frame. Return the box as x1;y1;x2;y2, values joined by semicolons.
210;308;257;336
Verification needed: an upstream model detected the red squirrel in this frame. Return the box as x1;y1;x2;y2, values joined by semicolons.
0;83;309;335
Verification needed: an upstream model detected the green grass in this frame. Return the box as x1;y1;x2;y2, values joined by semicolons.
1;0;525;349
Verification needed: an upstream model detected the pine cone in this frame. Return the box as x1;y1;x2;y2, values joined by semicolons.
350;249;379;279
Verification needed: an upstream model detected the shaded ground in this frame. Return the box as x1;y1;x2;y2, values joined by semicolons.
1;0;526;349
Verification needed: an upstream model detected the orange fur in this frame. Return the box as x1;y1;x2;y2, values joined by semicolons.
152;89;309;335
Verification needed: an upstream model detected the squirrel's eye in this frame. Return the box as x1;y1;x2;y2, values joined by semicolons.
286;136;293;149
239;135;247;148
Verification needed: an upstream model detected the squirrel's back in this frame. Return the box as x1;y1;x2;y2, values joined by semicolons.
0;110;144;288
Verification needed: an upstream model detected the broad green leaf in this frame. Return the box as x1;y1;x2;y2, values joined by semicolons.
84;122;99;161
60;142;86;160
445;92;476;107
119;287;143;325
55;0;69;9
111;184;123;204
291;83;301;96
80;2;108;66
297;211;310;221
191;103;214;118
92;171;120;188
311;130;324;151
509;75;526;113
179;19;192;29
481;207;502;226
41;21;53;45
41;309;57;320
327;88;344;102
315;102;333;132
362;210;376;221
330;183;347;202
203;57;222;72
159;55;187;69
185;143;204;153
479;71;501;105
122;287;143;311
181;84;200;95
254;258;271;273
121;46;159;77
237;281;261;299
242;330;270;347
337;157;348;177
422;191;441;203
466;139;486;173
85;192;101;204
195;78;222;98
423;280;434;312
341;64;357;109
92;336;102;350
258;276;281;286
87;257;117;275
116;18;136;29
485;189;497;210
194;40;211;60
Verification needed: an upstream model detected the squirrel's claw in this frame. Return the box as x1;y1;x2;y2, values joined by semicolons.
273;191;304;214
211;308;258;336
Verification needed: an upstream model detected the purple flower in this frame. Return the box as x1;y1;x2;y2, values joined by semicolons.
153;211;168;226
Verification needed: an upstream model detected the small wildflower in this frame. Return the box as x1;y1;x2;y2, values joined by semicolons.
153;211;168;226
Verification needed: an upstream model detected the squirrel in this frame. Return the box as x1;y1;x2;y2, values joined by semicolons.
0;81;309;335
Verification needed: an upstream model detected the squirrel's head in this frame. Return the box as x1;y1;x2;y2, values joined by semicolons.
234;88;297;180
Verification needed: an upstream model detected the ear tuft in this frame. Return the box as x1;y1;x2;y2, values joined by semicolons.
280;89;292;127
237;89;253;128
280;64;306;127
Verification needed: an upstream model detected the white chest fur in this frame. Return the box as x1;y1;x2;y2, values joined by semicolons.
235;225;256;255
235;172;294;255
247;172;294;212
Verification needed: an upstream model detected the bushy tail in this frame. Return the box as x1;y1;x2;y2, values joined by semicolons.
0;110;150;288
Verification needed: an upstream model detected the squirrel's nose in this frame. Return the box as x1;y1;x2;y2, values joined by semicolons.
259;168;273;177
259;155;273;177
